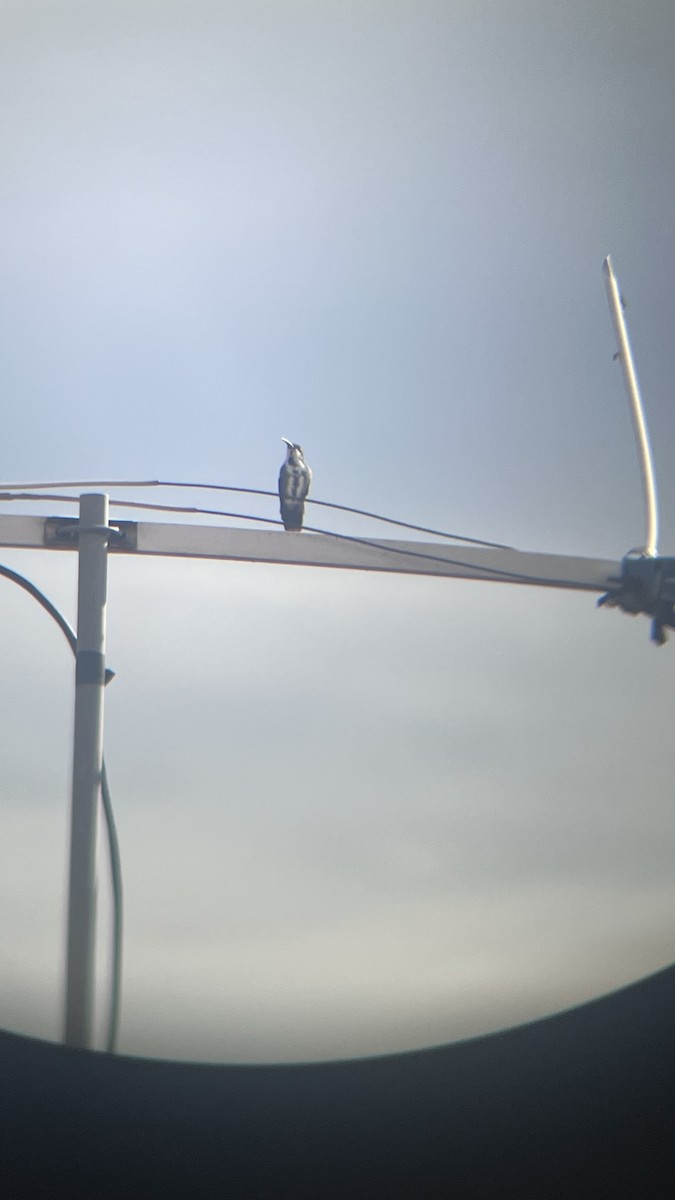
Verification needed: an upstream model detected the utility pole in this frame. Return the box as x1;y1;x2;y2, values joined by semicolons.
63;494;110;1049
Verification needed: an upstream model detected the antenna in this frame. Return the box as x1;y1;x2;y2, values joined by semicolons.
598;256;675;643
603;255;659;558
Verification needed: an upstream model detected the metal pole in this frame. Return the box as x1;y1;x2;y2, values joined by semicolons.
603;255;659;558
64;493;110;1049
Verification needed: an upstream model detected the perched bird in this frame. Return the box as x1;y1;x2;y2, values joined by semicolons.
278;438;311;531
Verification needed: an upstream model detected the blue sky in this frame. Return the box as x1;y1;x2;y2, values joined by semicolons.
0;0;673;1061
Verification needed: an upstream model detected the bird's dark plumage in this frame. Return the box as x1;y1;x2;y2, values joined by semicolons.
279;440;311;531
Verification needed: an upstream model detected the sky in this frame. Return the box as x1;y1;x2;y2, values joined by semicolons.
0;0;673;1063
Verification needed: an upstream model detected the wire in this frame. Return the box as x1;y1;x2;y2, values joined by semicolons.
0;491;83;505
0;563;77;653
0;563;122;1054
100;758;122;1055
89;497;591;591
312;498;511;548
105;498;596;589
0;479;163;492
300;526;598;590
156;482;515;549
0;478;513;549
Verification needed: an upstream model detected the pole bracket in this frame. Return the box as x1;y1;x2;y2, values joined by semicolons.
597;554;675;645
44;517;137;551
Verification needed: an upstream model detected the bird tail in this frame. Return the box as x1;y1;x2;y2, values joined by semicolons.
280;499;305;531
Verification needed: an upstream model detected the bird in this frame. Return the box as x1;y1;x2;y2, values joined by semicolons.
278;438;311;531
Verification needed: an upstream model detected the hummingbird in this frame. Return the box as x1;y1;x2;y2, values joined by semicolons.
278;439;311;531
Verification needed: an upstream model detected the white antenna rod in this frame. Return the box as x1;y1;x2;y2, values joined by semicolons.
603;254;659;558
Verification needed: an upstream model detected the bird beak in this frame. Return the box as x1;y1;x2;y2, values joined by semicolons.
281;437;293;448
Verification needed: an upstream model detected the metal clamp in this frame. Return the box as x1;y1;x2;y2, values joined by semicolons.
44;517;137;551
598;554;675;645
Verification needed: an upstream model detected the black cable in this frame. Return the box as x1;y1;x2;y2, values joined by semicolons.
0;563;122;1054
0;491;526;573
96;498;592;591
299;525;597;590
0;564;78;653
153;481;514;550
100;758;122;1054
0;479;513;549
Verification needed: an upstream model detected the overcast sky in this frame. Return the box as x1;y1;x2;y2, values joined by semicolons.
0;0;673;1063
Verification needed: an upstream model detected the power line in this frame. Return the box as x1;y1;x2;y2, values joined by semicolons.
100;759;122;1055
100;499;595;589
0;478;513;549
